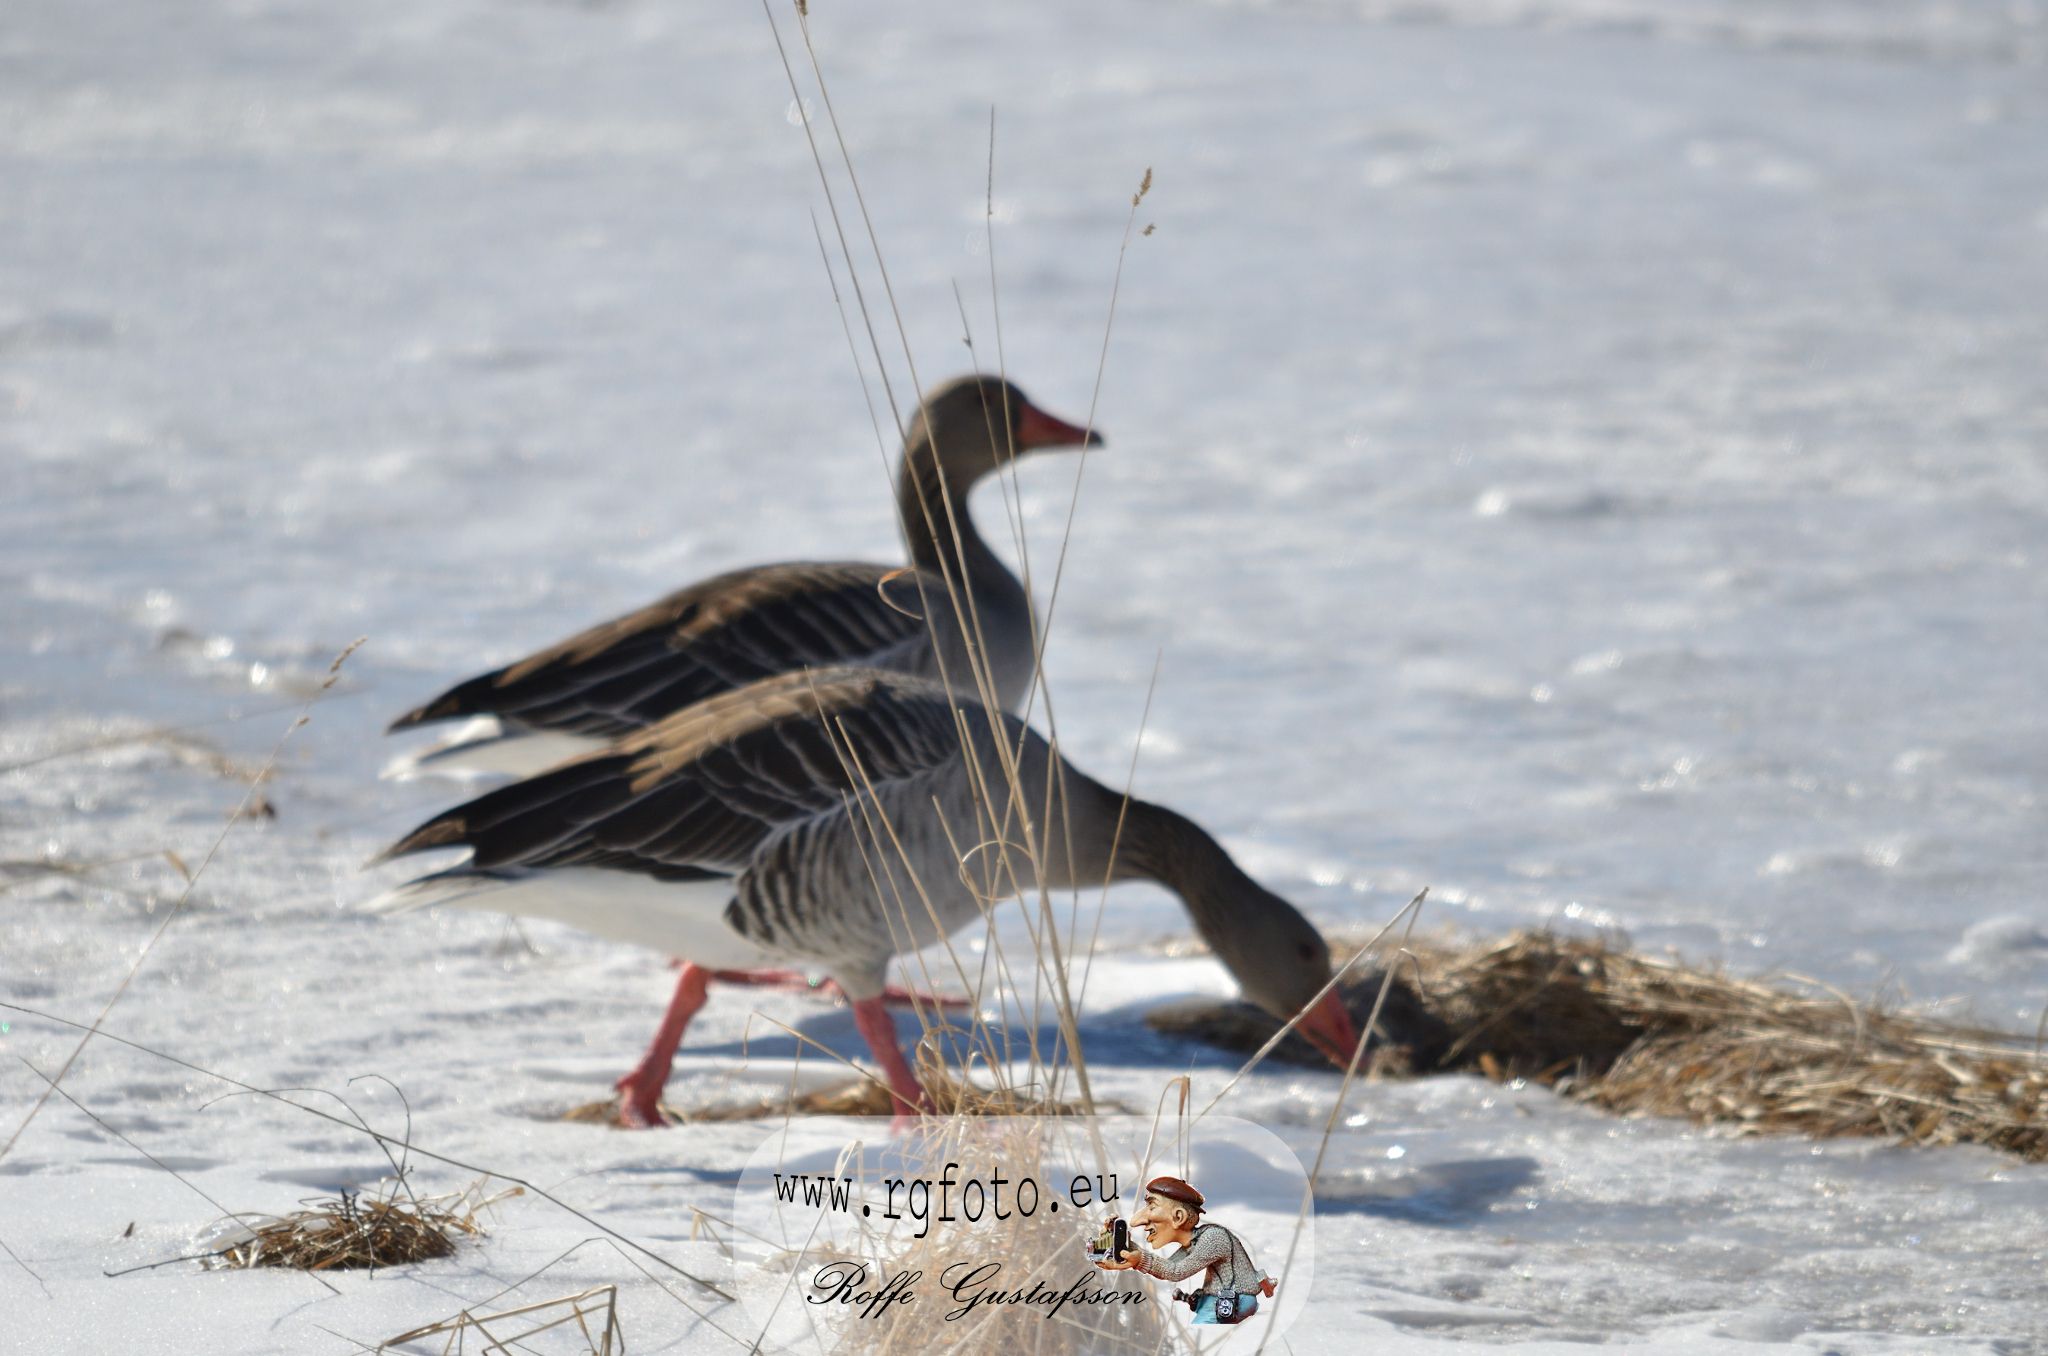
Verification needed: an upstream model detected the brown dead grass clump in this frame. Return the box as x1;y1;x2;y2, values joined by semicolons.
1407;932;2048;1160
208;1180;513;1272
565;1032;1100;1125
827;1116;1166;1356
1158;930;2048;1162
559;1075;924;1126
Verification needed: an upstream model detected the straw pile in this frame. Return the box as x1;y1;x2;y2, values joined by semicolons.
207;1180;513;1272
1159;931;2048;1161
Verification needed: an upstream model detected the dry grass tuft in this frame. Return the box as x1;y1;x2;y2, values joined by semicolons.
560;1096;671;1125
562;1034;1101;1125
1159;930;2048;1161
1417;932;2048;1159
207;1180;514;1272
559;1081;895;1126
827;1116;1165;1356
383;1284;623;1354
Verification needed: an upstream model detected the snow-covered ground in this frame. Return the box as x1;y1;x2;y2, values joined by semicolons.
5;0;2046;1349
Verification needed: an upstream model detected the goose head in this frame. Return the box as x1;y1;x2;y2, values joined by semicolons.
1205;881;1362;1067
907;374;1102;488
1117;798;1362;1068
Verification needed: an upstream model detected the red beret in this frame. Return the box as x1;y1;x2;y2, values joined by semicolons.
1144;1176;1204;1211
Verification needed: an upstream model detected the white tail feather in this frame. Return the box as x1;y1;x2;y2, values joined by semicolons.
381;717;608;782
362;862;508;916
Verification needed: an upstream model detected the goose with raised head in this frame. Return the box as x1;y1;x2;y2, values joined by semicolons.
370;667;1361;1126
382;375;1098;781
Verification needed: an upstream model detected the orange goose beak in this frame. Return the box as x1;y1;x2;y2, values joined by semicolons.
1016;401;1104;450
1297;991;1363;1069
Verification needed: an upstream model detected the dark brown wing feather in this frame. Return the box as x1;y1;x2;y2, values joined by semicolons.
386;562;937;741
377;668;968;880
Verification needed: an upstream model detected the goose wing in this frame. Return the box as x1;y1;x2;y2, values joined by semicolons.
386;562;943;742
376;668;975;880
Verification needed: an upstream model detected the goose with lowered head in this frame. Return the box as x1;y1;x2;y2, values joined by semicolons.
370;667;1360;1125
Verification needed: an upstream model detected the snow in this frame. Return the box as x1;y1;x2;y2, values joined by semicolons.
4;0;2046;1349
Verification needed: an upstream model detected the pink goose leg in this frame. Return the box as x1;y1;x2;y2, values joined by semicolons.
851;996;929;1125
615;961;710;1128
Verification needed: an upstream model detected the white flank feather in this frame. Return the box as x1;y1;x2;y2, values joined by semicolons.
365;865;784;971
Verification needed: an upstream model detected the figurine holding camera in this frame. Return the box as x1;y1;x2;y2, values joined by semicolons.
1091;1175;1277;1325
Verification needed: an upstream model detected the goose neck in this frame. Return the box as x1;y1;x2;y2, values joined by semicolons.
895;436;1004;585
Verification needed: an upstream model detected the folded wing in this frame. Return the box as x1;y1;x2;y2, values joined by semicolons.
386;563;942;743
377;668;972;882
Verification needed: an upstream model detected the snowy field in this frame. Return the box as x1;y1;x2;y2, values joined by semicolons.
5;0;2047;1349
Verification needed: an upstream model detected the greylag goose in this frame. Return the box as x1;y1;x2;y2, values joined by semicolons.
370;667;1361;1125
384;375;1098;780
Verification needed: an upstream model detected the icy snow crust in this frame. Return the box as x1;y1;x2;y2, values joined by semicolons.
4;0;2045;1349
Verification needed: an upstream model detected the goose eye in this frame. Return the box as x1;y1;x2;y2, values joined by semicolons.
1297;943;1317;962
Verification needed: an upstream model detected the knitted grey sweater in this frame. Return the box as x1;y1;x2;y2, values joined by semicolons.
1130;1224;1268;1297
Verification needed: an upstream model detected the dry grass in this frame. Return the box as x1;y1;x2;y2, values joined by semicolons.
1444;933;2048;1159
207;1180;514;1273
820;1117;1166;1356
383;1284;624;1354
559;1084;893;1125
756;34;1254;1341
1162;929;2048;1161
563;1031;1103;1125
